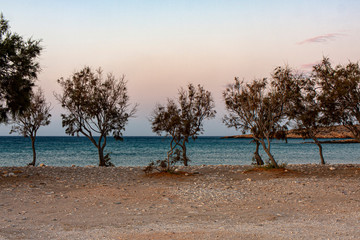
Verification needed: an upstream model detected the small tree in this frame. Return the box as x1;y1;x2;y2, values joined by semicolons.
10;88;51;166
0;14;42;123
150;100;182;172
177;84;216;166
314;57;360;141
223;69;290;168
56;67;137;166
150;84;216;170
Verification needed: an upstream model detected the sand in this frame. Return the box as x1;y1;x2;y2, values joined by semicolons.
1;164;359;239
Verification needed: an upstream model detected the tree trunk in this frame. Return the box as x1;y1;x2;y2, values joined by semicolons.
345;124;360;142
29;136;36;166
313;138;325;165
166;138;176;171
254;140;264;165
259;139;279;168
98;147;105;166
182;142;188;166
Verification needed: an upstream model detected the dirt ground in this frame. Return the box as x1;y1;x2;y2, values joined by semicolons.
0;164;359;240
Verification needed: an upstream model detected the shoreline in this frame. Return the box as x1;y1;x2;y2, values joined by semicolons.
1;161;360;169
1;164;359;239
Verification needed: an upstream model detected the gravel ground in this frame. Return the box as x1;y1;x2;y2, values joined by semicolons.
0;164;359;239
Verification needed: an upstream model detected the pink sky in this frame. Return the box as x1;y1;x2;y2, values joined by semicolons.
1;0;360;136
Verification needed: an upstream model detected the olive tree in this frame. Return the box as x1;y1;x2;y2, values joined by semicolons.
10;88;51;166
0;14;42;122
314;57;360;141
150;84;216;170
56;67;137;166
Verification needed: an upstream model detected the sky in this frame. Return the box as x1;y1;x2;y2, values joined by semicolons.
1;0;360;136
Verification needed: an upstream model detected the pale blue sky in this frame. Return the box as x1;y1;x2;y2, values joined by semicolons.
1;0;360;136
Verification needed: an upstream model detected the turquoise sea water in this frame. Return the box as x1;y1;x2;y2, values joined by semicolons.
0;136;359;167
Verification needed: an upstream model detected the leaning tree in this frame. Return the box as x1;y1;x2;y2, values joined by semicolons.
151;84;216;170
0;13;42;123
56;67;137;166
314;57;360;141
10;88;51;166
279;66;328;164
223;69;291;168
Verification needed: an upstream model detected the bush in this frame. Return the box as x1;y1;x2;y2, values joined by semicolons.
104;153;115;167
263;160;287;169
144;149;183;174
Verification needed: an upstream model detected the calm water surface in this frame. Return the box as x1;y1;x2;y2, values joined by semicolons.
0;136;359;166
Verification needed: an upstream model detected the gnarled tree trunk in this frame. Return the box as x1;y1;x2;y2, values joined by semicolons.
254;140;264;165
259;137;279;168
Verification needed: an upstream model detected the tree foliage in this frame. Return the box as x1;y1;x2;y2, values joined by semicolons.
10;88;51;166
223;67;293;168
314;57;360;141
0;14;42;122
150;84;216;171
282;68;327;164
56;67;137;166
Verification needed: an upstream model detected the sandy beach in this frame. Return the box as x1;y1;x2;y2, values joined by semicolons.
0;164;359;240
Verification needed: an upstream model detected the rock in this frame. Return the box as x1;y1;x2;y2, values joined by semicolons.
329;167;336;171
84;165;96;168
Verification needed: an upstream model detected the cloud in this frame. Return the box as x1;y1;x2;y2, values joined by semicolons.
300;61;320;70
298;33;345;45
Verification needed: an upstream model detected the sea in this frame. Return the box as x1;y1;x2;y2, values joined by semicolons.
0;136;359;167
